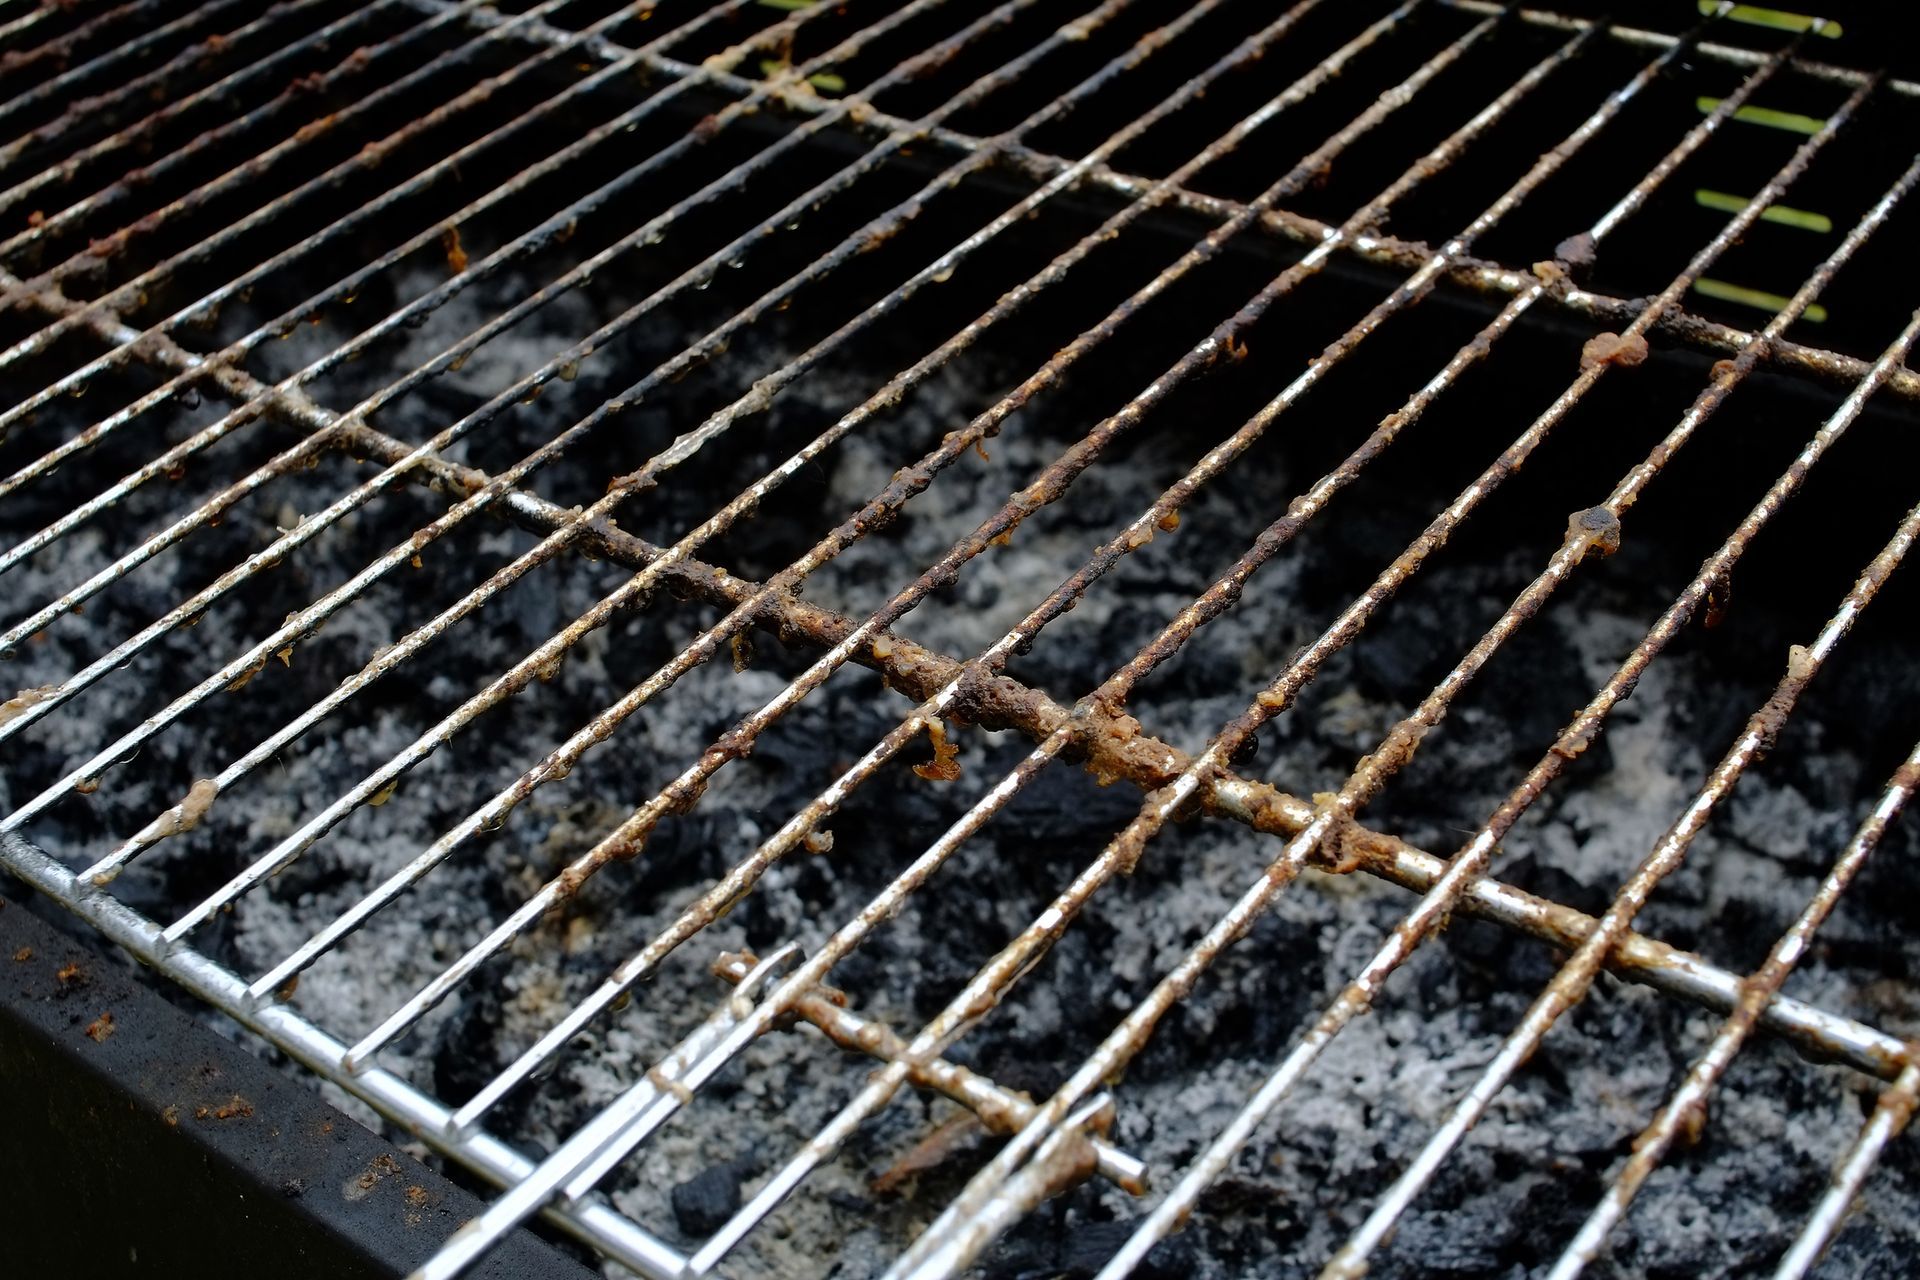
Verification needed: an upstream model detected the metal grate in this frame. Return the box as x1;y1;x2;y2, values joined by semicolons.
2;1;1918;1276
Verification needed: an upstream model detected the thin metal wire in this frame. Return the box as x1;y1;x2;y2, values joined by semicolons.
706;951;1149;1192
1553;734;1920;1278
0;0;982;744
0;0;251;142
12;264;1911;1094
1319;172;1917;1280
487;17;1790;1274
602;11;1920;406
143;0;1268;955
409;945;804;1280
0;0;765;502
0;0;643;369
331;0;1473;1085
1778;1055;1920;1278
0;0;899;628
0;0;489;282
882;38;1856;1280
1332;494;1920;1279
1440;0;1920;98
4;3;1916;1276
1120;307;1920;1280
370;4;1519;1210
205;0;1365;1014
0;0;393;220
0;825;691;1280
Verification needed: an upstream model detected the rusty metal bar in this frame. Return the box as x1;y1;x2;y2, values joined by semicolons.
652;19;1827;1273
0;824;692;1280
0;3;68;60
1553;736;1920;1276
1778;1056;1920;1277
0;0;393;220
334;0;1469;1089
0;0;480;276
709;952;1149;1194
1332;491;1920;1280
1441;0;1920;97
122;0;1258;951
12;2;1902;1097
0;0;249;142
867;35;1827;1280
0;0;985;732
1028;154;1920;404
1108;155;1920;1280
17;252;1905;1091
883;51;1881;1280
406;945;804;1280
0;0;770;500
0;0;618;352
574;10;1920;405
1312;164;1916;1280
0;0;156;104
319;414;1920;1094
1213;777;1917;1081
223;0;1366;1020
7;5;1915;1275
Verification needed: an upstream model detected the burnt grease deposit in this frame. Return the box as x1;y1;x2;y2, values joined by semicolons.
4;3;1920;1278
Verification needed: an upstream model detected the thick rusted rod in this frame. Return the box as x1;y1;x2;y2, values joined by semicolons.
709;952;1148;1194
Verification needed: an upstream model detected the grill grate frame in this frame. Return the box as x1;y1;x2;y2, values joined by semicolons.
2;1;1918;1277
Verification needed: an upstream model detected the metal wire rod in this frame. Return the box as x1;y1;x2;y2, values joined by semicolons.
0;0;764;500
330;0;1471;1083
0;0;915;630
408;946;803;1280
0;825;692;1279
883;46;1876;1280
522;19;1794;1274
1314;161;1913;1280
1329;486;1920;1280
0;0;250;143
1553;734;1920;1277
591;17;1920;406
0;0;394;220
216;0;1368;1017
1441;0;1920;97
142;0;1255;951
1125;303;1920;1280
708;951;1149;1193
1777;1057;1920;1277
0;0;988;742
0;0;489;285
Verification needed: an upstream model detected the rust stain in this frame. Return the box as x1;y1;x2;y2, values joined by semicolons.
872;1113;987;1197
912;718;962;782
442;225;468;275
1578;330;1649;371
196;1095;254;1121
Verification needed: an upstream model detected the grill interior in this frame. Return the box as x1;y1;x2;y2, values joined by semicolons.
4;1;1920;1276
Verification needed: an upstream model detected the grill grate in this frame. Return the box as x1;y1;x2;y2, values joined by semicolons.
2;1;1918;1277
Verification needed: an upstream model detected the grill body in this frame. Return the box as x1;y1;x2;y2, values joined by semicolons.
2;2;1919;1277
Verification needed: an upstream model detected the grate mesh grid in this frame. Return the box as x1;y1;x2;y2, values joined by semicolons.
2;1;1918;1276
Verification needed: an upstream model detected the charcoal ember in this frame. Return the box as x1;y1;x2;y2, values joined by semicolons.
671;1160;747;1238
984;1212;1196;1280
